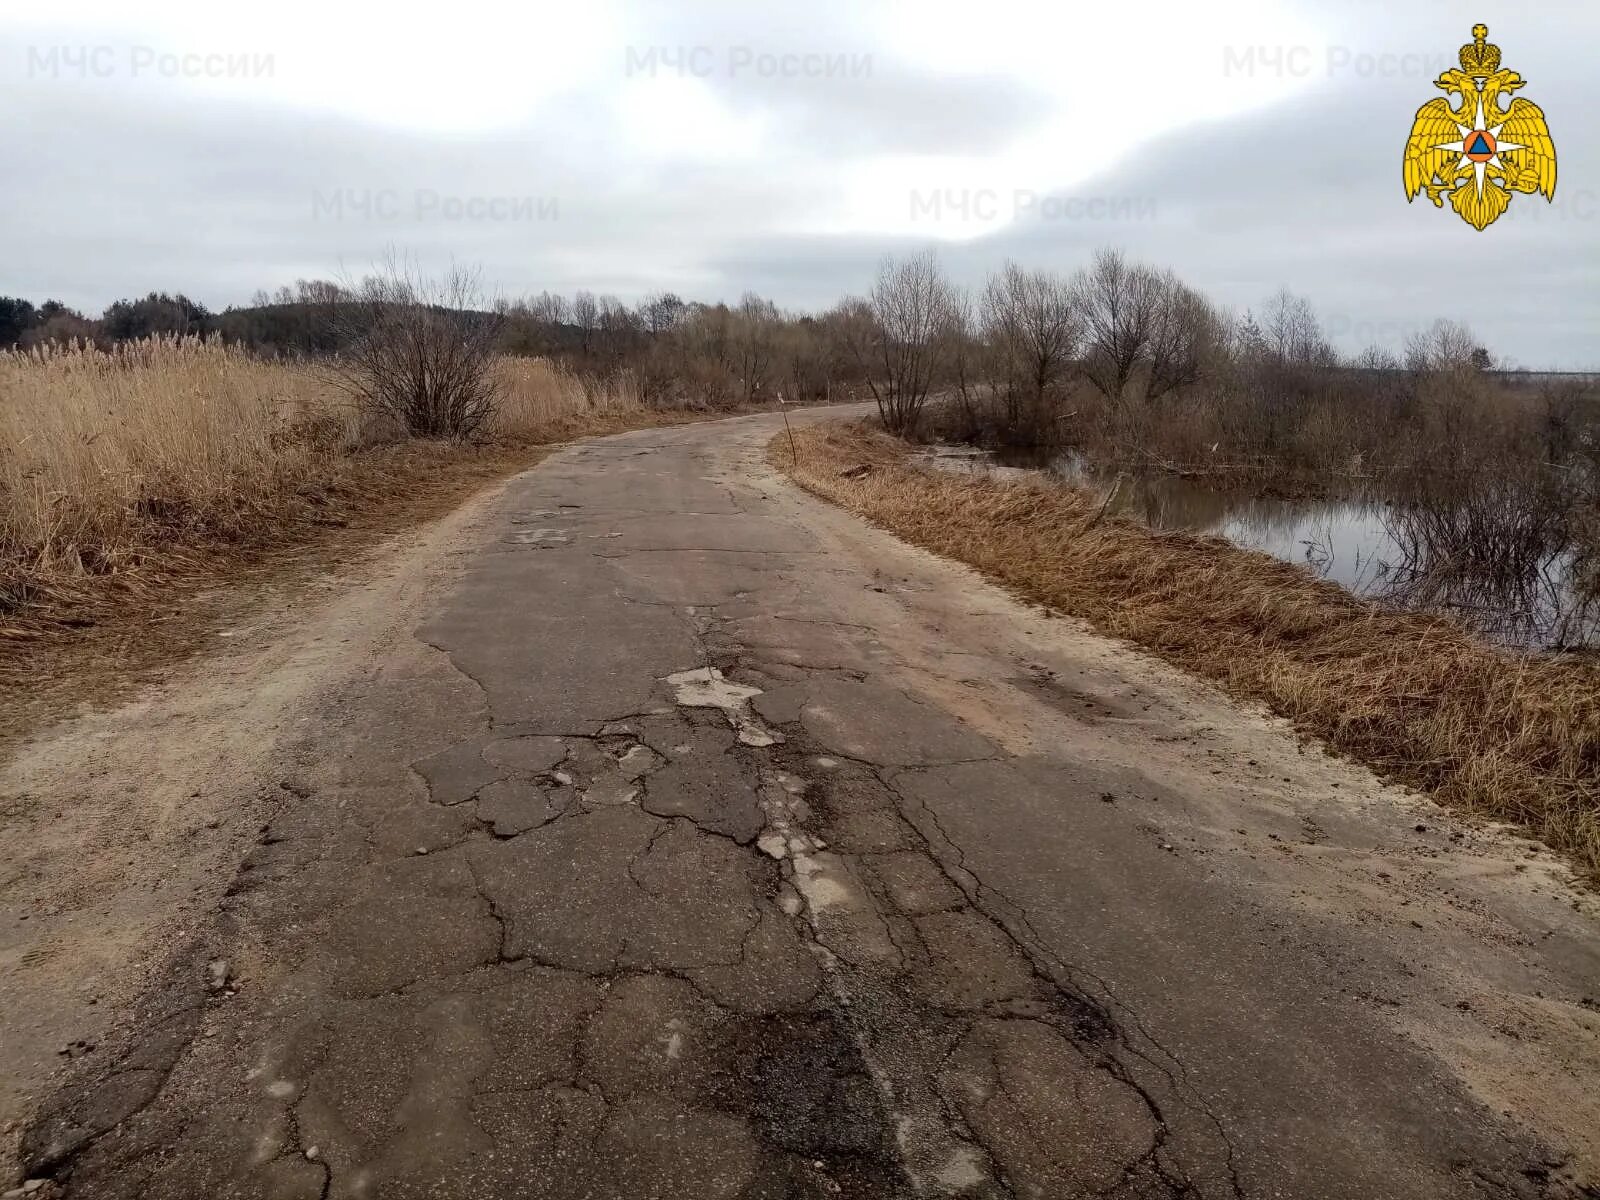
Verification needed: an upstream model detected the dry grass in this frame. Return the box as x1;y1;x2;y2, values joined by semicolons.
0;341;654;627
776;420;1600;880
489;357;646;441
2;338;351;608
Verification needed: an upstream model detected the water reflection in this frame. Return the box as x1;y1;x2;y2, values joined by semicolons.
927;447;1600;652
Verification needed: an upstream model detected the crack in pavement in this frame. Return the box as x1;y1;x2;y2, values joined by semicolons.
877;766;1246;1198
749;729;1233;1198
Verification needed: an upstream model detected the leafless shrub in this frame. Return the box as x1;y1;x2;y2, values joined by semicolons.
1537;381;1600;465
1377;456;1580;646
323;262;504;441
838;251;961;435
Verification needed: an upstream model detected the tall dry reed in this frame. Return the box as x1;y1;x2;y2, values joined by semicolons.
0;339;647;625
1;338;352;606
490;358;644;440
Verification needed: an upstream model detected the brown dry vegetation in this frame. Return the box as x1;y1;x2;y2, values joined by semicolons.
776;420;1600;880
0;338;721;733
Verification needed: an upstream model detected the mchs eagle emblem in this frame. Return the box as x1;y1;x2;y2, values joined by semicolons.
1403;25;1556;231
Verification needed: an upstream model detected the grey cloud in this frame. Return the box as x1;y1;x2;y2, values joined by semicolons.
1;4;1594;367
619;0;1051;155
956;67;1599;367
699;67;1054;157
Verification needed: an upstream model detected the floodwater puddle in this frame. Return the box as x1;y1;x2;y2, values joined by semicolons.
923;447;1600;651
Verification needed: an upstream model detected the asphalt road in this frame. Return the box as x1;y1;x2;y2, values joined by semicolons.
19;408;1600;1199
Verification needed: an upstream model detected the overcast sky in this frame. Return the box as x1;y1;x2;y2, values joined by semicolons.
3;0;1595;366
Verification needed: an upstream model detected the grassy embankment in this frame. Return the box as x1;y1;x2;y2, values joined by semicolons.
775;420;1600;880
0;339;717;717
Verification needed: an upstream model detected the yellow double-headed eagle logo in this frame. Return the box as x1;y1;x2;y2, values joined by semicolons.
1404;25;1556;230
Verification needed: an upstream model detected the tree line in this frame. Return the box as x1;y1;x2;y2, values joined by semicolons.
0;292;216;349
3;248;1514;450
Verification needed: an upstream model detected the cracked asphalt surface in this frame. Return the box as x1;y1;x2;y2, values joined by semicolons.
14;408;1600;1198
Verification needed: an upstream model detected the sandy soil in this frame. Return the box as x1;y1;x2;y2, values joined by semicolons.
0;476;512;1172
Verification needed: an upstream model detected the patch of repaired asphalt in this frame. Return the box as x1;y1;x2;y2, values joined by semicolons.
728;1012;902;1165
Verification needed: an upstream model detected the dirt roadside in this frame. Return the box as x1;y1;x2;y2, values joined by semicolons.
774;420;1600;882
0;467;515;1174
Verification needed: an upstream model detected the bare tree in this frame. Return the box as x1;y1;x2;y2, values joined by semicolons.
945;287;987;440
595;294;640;364
295;279;347;306
843;251;961;435
981;261;1080;432
1355;344;1401;372
817;300;875;398
663;302;740;408
639;291;687;336
1404;319;1488;460
1259;288;1334;368
569;290;599;356
495;291;568;357
774;316;831;404
1405;319;1479;375
1074;251;1219;407
732;292;781;401
1146;273;1220;401
324;259;503;440
527;290;569;328
1073;249;1159;406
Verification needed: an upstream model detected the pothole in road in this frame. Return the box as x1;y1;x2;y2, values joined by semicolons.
665;667;784;748
704;1010;903;1187
656;702;1006;1196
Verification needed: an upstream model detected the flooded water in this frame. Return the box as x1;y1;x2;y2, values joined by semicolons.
921;447;1600;652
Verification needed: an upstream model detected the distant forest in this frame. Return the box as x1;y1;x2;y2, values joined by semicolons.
0;286;354;356
0;281;712;364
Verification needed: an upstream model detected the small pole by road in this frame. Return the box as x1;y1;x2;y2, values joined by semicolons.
779;391;798;465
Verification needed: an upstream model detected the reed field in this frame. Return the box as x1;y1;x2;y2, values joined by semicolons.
776;420;1600;880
